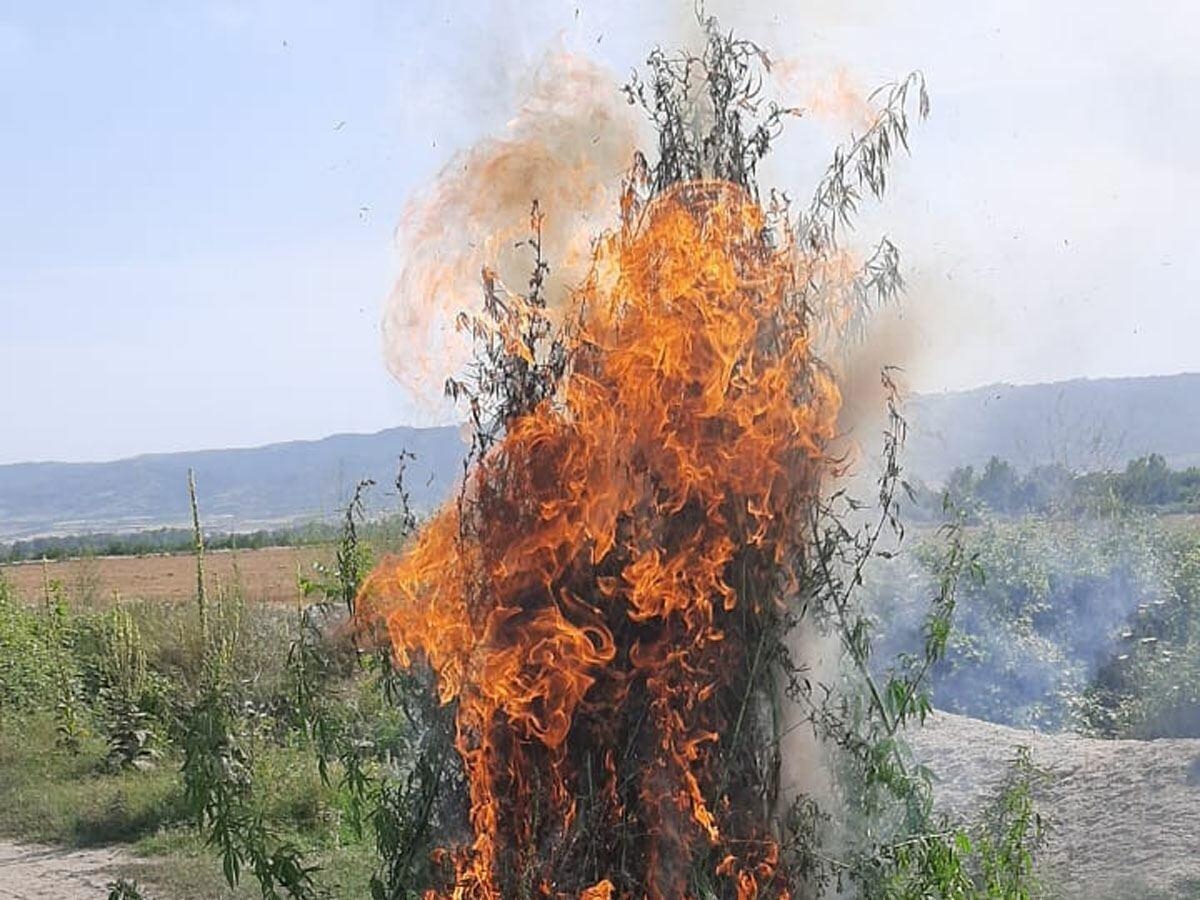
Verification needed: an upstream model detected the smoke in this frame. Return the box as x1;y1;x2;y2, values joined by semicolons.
381;51;638;419
779;627;843;813
865;509;1170;734
772;59;877;132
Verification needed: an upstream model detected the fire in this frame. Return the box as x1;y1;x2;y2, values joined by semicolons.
357;176;841;898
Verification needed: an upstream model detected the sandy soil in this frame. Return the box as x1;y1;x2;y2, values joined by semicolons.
908;712;1200;898
0;841;127;899
1;546;330;606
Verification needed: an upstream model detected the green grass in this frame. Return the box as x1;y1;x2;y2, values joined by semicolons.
0;714;186;846
0;565;393;899
0;713;377;898
115;832;378;900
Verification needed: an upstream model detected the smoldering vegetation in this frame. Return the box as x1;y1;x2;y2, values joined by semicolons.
868;469;1200;740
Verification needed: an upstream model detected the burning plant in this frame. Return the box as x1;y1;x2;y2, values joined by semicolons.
358;18;930;900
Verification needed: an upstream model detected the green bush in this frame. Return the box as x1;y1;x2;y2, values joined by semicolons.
1084;525;1200;737
0;576;78;714
868;510;1200;740
871;515;1168;731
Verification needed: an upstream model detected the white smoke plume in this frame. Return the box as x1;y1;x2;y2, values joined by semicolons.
381;52;638;419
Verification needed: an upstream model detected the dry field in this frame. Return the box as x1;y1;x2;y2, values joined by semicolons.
0;545;332;606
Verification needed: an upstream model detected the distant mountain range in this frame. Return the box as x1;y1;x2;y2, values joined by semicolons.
0;426;467;542
1;373;1197;542
903;373;1200;481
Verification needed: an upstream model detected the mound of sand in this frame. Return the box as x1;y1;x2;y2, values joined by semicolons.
909;712;1200;898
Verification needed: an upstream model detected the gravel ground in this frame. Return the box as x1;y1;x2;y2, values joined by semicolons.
908;712;1200;898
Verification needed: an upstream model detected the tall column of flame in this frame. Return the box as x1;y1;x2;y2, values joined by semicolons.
357;179;841;899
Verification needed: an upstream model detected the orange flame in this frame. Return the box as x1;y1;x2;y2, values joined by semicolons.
359;179;839;898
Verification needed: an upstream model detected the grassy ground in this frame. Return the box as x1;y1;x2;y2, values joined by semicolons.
0;715;379;897
0;553;388;900
0;713;377;898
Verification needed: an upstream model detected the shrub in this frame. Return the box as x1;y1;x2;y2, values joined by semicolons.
0;576;78;714
107;879;150;900
1084;524;1200;737
98;606;159;770
871;515;1165;730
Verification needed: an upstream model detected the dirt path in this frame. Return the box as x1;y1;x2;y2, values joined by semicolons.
908;712;1200;898
0;841;126;899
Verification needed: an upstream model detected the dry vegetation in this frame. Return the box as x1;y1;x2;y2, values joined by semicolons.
0;547;331;608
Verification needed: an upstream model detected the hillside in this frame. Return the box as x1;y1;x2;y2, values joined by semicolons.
2;373;1198;542
903;372;1200;480
0;426;466;541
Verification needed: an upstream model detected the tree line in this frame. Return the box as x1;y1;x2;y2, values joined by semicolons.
914;453;1200;518
0;523;339;564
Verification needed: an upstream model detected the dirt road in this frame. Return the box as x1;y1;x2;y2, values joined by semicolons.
0;841;126;899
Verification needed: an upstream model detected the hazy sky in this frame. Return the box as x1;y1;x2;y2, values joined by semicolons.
1;1;1197;464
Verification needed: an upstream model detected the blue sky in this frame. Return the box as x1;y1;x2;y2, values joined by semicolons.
2;1;1198;463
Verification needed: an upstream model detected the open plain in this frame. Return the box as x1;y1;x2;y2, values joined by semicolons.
0;546;330;607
